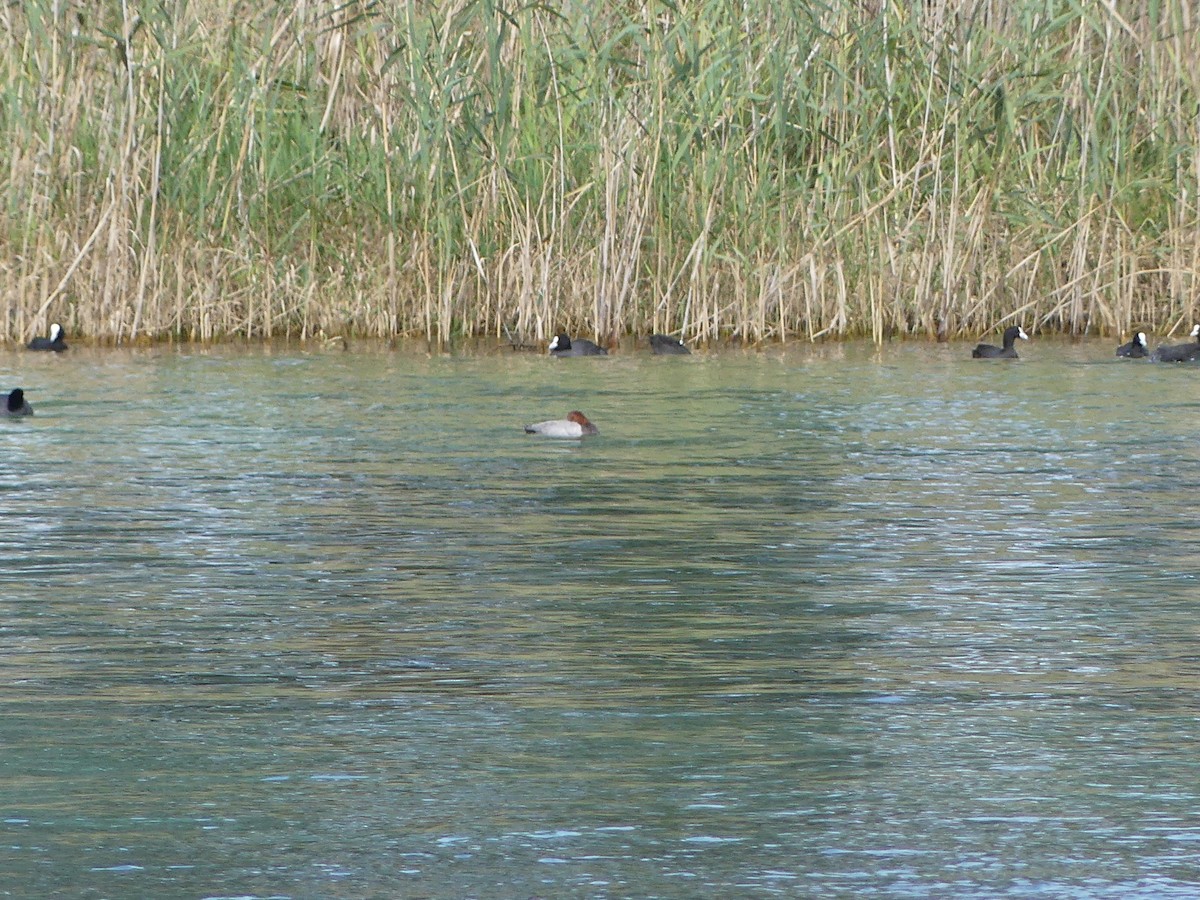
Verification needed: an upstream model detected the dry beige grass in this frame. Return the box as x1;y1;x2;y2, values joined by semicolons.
1;0;1197;346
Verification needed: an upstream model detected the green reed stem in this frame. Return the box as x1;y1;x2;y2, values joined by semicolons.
0;0;1196;345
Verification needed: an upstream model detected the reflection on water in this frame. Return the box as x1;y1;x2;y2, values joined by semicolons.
3;342;1200;897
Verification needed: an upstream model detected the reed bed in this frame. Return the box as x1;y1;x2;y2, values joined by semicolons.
1;0;1197;345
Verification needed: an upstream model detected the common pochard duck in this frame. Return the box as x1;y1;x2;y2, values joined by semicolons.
524;410;599;438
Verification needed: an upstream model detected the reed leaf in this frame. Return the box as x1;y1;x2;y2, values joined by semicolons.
0;0;1197;345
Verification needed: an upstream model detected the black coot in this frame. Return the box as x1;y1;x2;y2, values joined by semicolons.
549;333;607;356
1116;332;1149;358
27;323;67;352
649;334;690;355
4;389;32;417
972;325;1028;358
1152;325;1200;362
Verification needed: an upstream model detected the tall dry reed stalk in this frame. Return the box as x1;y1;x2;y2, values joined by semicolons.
0;0;1197;345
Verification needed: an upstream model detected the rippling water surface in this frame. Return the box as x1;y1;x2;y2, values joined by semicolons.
3;340;1200;898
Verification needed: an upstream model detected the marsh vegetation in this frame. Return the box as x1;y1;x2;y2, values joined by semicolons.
1;0;1197;345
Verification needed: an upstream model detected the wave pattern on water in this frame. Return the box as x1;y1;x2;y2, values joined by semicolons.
2;344;1200;897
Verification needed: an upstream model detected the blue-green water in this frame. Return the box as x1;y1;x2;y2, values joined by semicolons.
2;340;1199;898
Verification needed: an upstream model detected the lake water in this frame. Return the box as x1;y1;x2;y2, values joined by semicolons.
3;339;1200;898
